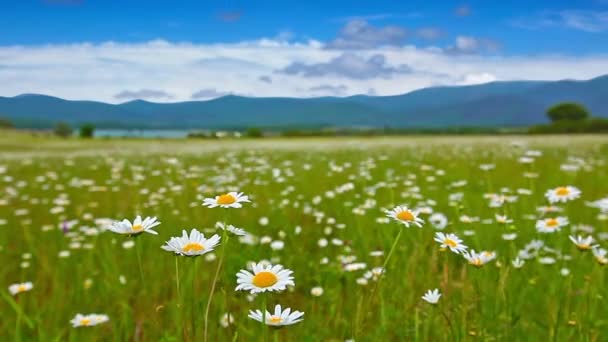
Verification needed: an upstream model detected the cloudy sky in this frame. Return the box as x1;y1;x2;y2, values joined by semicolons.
2;0;608;103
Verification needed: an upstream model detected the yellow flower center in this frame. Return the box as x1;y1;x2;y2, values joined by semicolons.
217;194;237;205
444;239;457;248
556;187;570;196
80;318;91;326
545;219;558;227
471;259;483;267
17;285;27;292
252;271;278;288
132;224;143;232
268;316;283;324
396;210;414;222
182;243;204;253
577;244;591;250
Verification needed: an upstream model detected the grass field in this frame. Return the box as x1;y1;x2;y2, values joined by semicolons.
1;132;608;341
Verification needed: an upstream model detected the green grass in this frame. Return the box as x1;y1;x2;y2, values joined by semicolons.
1;133;608;341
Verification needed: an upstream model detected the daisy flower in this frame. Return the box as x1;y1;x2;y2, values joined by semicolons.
216;222;248;236
463;250;492;267
108;216;160;235
70;313;109;327
203;192;250;209
434;232;468;254
235;262;294;294
592;248;607;265
429;213;448;230
248;304;304;327
568;235;597;251
8;282;33;296
385;206;424;227
421;289;441;304
536;217;568;233
161;229;221;256
495;215;513;224
545;186;581;204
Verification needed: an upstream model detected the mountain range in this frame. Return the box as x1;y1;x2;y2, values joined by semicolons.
1;75;607;129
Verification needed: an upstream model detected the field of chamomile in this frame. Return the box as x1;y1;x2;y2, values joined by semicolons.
1;133;608;341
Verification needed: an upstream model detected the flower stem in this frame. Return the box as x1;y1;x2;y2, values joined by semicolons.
371;228;403;298
262;292;269;342
135;238;145;285
175;257;181;301
357;227;403;336
203;227;229;342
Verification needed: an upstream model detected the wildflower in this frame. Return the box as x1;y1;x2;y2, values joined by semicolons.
434;232;468;255
421;289;441;304
161;229;221;256
248;304;304;326
536;217;568;233
216;222;247;236
463;250;492;267
429;213;448;229
236;262;294;294
70;313;109;327
108;216;160;235
592;248;607;265
310;286;324;297
385;206;424;227
363;267;385;281
545;186;581;204
568;235;597;251
8;282;33;296
495;215;513;224
203;192;250;209
220;313;234;328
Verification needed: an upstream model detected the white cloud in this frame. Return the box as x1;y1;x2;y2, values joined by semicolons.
278;52;412;79
0;39;608;102
115;89;173;100
325;20;407;49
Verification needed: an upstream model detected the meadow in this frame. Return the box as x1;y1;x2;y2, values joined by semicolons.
1;132;608;341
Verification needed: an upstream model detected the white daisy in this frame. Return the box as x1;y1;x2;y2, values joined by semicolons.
108;216;160;235
248;304;304;327
385;206;424;227
235;262;294;294
429;213;448;230
495;215;513;224
434;232;468;254
545;186;581;204
536;217;568;233
161;229;221;256
421;289;441;304
8;281;33;296
215;222;248;236
592;248;607;265
70;313;109;327
568;235;597;251
463;250;493;267
203;192;250;209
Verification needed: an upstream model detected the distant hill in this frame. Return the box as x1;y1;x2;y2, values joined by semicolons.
1;75;607;129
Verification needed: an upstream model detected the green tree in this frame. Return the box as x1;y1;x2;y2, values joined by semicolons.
546;102;590;122
54;122;73;138
0;117;14;129
79;124;95;138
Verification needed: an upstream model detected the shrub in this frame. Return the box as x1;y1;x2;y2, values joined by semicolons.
54;122;73;138
79;124;95;138
546;103;590;122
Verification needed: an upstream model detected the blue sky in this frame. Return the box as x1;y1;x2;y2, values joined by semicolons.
1;0;608;101
3;0;608;53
